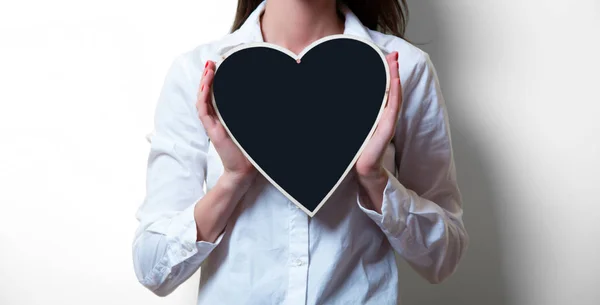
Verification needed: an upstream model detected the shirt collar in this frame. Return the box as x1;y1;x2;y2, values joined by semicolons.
215;0;378;56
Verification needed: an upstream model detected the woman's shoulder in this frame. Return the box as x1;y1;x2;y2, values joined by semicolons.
172;32;245;77
368;29;431;67
367;29;438;97
369;29;437;85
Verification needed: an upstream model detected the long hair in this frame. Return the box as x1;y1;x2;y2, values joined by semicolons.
230;0;409;38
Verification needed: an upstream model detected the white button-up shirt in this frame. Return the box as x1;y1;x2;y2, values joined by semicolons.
132;1;469;304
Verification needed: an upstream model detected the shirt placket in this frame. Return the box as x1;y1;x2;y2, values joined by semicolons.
286;201;310;305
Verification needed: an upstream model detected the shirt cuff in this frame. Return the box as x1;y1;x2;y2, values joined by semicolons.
356;168;411;237
165;199;225;266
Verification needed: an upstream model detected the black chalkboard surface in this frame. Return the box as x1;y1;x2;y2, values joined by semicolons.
212;34;390;217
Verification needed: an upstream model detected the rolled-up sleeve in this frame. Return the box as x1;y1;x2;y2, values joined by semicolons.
132;54;223;296
358;52;469;284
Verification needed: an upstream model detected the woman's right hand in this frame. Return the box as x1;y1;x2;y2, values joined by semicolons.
196;60;256;183
193;61;256;243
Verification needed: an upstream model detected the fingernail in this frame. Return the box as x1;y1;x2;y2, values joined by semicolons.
205;61;209;68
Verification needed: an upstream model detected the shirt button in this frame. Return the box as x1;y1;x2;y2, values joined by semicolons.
293;259;304;266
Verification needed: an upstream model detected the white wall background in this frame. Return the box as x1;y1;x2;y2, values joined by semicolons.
0;1;598;305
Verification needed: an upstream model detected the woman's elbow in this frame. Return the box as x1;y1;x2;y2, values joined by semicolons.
430;229;470;284
422;256;464;284
427;267;455;284
132;233;174;296
135;273;168;297
146;281;176;298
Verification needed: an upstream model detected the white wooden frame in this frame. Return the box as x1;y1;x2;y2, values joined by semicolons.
211;34;391;217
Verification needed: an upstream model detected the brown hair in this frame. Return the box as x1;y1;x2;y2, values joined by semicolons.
230;0;409;38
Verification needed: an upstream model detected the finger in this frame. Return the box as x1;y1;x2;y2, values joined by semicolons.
387;77;401;116
385;51;398;63
196;61;212;113
204;61;219;116
384;54;399;108
376;77;401;141
206;60;217;72
196;62;217;129
386;51;399;80
200;61;231;142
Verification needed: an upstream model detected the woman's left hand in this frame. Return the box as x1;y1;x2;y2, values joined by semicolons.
355;51;402;181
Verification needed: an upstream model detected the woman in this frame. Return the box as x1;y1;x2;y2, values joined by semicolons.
132;0;469;304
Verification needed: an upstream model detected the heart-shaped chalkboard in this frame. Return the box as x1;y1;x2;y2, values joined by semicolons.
212;34;389;216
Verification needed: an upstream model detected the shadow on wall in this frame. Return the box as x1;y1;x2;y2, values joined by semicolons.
396;1;511;305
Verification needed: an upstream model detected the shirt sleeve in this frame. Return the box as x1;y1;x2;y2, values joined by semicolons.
357;52;469;284
132;54;223;297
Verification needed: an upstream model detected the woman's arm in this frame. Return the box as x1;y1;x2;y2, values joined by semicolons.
357;52;469;284
194;170;254;243
132;54;253;297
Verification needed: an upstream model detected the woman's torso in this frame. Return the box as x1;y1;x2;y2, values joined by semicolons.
197;141;400;305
